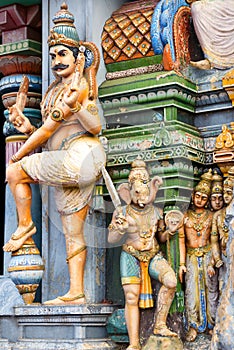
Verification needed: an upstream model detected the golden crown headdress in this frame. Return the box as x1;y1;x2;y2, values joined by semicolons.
48;2;80;48
211;170;223;194
223;177;233;190
194;169;213;196
223;166;234;189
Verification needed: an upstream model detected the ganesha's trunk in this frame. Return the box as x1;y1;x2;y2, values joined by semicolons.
144;176;163;205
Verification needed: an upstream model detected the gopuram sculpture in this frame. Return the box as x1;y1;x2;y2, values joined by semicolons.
187;0;234;69
178;169;219;342
108;158;184;349
210;170;224;212
211;188;234;350
211;167;234;293
3;3;106;305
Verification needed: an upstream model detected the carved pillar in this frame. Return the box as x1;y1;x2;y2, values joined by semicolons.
223;69;234;106
0;4;42;301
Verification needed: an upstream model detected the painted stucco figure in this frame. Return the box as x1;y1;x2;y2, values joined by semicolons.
211;189;234;350
3;3;106;305
211;168;234;293
108;159;184;349
210;170;223;212
187;0;234;69
179;169;219;342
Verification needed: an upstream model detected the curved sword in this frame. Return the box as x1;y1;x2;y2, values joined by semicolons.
101;166;122;215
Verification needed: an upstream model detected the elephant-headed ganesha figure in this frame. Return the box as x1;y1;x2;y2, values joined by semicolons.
108;159;185;349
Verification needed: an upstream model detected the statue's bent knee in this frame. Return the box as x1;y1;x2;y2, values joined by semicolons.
6;165;14;183
161;271;177;289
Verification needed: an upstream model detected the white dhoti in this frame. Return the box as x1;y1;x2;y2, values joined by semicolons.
20;133;106;215
191;0;234;69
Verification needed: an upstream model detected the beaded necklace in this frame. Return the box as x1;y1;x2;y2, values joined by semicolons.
187;209;210;237
126;204;156;239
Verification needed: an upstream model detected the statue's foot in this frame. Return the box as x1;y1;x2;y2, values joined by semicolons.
3;222;36;252
208;329;213;336
153;324;177;337
43;293;86;305
126;345;141;350
186;328;197;342
190;59;211;70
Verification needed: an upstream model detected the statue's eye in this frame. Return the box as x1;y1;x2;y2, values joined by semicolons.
143;180;148;184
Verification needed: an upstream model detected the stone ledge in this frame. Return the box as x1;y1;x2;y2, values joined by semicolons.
15;303;115;316
0;304;117;349
0;339;116;350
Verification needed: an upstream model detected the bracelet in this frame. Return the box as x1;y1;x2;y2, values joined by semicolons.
70;102;82;113
27;125;37;136
51;107;64;122
86;103;98;115
179;263;186;266
11;154;20;163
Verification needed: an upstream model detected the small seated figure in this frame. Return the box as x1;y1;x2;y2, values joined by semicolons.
215;125;234;150
108;159;184;349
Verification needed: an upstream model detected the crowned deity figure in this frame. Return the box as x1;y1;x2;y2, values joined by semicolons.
210;170;223;212
3;3;106;305
179;169;219;342
211;167;234;293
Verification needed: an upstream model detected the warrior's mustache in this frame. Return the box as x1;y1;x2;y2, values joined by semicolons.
52;64;69;71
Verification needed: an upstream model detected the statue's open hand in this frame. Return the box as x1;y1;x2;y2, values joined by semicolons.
63;51;88;109
8;105;32;134
63;77;88;109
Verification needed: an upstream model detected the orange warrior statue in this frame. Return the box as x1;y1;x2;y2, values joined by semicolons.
108;159;184;349
3;3;106;305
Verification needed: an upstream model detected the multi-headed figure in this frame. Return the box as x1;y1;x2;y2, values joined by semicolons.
211;167;234;293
